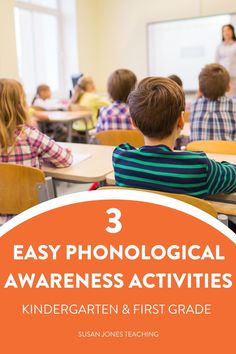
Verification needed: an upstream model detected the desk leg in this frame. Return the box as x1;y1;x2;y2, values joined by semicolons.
82;118;89;143
52;179;58;197
82;116;93;143
99;180;107;187
67;122;73;142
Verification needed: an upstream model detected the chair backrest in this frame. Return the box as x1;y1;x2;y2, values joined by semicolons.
187;140;236;155
99;186;218;218
0;163;50;214
96;129;145;147
184;111;190;122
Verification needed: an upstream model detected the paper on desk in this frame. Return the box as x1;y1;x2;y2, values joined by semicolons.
72;152;91;165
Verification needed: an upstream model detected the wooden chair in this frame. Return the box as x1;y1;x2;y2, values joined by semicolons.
96;129;145;147
186;140;236;155
99;186;218;218
0;164;55;215
184;111;190;122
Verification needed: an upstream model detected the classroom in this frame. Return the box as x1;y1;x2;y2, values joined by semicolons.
1;0;236;232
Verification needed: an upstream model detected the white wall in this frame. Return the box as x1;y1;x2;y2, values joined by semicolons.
76;0;236;91
76;0;99;79
2;0;236;92
0;0;18;78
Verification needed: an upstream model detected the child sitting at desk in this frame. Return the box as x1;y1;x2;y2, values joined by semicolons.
0;79;73;224
96;69;137;132
70;76;109;131
32;84;66;111
112;77;236;198
190;64;236;141
32;84;68;140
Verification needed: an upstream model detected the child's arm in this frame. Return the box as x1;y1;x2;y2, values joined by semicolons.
93;95;110;109
33;111;49;121
68;103;91;112
28;127;73;168
205;158;236;195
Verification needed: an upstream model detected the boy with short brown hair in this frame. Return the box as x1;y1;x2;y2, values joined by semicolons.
96;69;137;132
190;63;236;141
113;77;236;198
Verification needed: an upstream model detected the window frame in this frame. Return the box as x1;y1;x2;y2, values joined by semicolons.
14;0;67;97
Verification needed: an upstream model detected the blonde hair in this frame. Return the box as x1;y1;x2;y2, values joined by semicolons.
71;76;94;103
0;79;29;153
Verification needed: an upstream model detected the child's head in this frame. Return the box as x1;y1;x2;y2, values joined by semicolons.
36;84;51;100
199;64;230;100
77;76;96;92
0;79;29;151
107;69;137;103
168;74;183;88
128;77;185;139
71;76;96;104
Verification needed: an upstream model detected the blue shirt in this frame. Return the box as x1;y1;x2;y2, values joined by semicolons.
190;96;236;141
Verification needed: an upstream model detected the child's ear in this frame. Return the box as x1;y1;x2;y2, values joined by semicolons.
177;112;185;129
131;118;137;129
226;84;231;92
197;89;203;97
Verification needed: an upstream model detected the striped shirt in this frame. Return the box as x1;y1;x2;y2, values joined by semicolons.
113;144;236;198
190;96;236;141
96;101;133;132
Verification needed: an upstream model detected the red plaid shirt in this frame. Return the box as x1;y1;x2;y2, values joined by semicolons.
0;125;73;224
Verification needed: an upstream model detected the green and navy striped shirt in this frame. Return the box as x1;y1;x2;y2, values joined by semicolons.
112;144;236;198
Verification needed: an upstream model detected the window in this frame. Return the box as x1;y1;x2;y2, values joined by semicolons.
14;0;79;99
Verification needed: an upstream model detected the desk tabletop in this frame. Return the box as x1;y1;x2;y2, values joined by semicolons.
208;201;236;216
43;143;114;183
206;153;236;164
44;142;236;204
47;110;92;123
106;171;115;185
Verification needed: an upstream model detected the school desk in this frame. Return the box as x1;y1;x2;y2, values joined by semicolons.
43;143;114;183
208;201;236;216
105;172;236;216
47;111;93;142
205;153;236;164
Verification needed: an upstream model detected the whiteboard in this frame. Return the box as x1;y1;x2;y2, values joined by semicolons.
148;14;236;91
